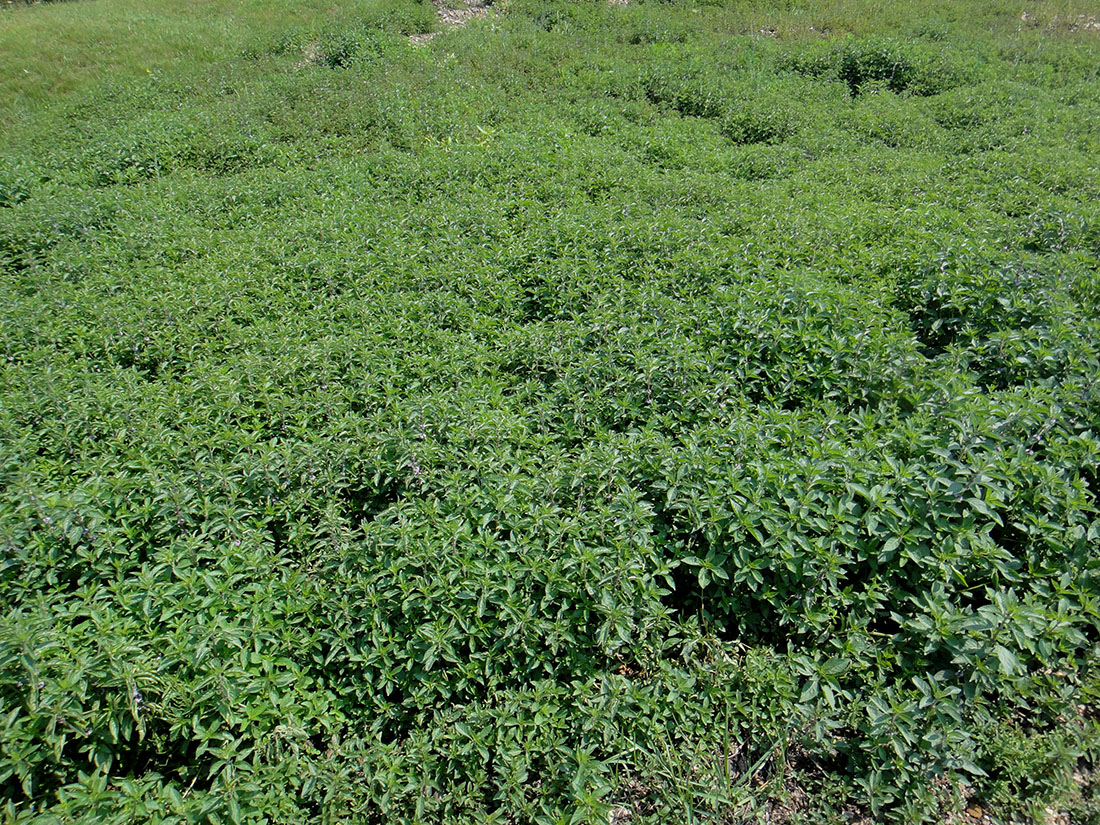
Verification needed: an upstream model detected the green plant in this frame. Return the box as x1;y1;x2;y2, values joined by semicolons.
2;0;1100;822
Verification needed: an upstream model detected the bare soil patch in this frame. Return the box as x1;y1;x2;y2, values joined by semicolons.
409;0;491;44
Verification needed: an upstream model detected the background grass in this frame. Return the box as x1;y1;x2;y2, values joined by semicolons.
2;0;1100;822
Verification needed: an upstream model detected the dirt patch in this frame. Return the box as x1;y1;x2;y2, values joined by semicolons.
1019;11;1100;33
409;0;491;44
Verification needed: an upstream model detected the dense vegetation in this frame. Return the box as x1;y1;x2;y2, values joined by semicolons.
2;0;1099;821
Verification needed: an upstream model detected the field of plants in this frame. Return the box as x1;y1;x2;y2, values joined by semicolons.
2;0;1099;821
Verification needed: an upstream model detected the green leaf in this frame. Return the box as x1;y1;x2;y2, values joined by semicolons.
993;644;1020;675
799;678;820;704
967;497;993;518
166;786;184;809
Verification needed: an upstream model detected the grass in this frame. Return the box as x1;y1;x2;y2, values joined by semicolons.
0;0;435;116
2;0;1100;822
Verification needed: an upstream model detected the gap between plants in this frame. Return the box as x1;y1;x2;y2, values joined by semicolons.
409;0;492;44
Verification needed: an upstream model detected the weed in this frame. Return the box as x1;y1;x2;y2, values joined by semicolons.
2;0;1100;822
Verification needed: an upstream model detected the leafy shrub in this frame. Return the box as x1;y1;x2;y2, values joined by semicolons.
1023;210;1098;255
785;36;973;97
719;77;803;145
640;55;726;118
620;6;690;45
895;251;1100;389
245;1;431;62
3;0;1100;822
726;142;802;180
841;86;945;148
0;167;34;209
528;0;579;33
0;188;116;274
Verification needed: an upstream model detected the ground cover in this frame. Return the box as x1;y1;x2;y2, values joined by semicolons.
2;0;1100;821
